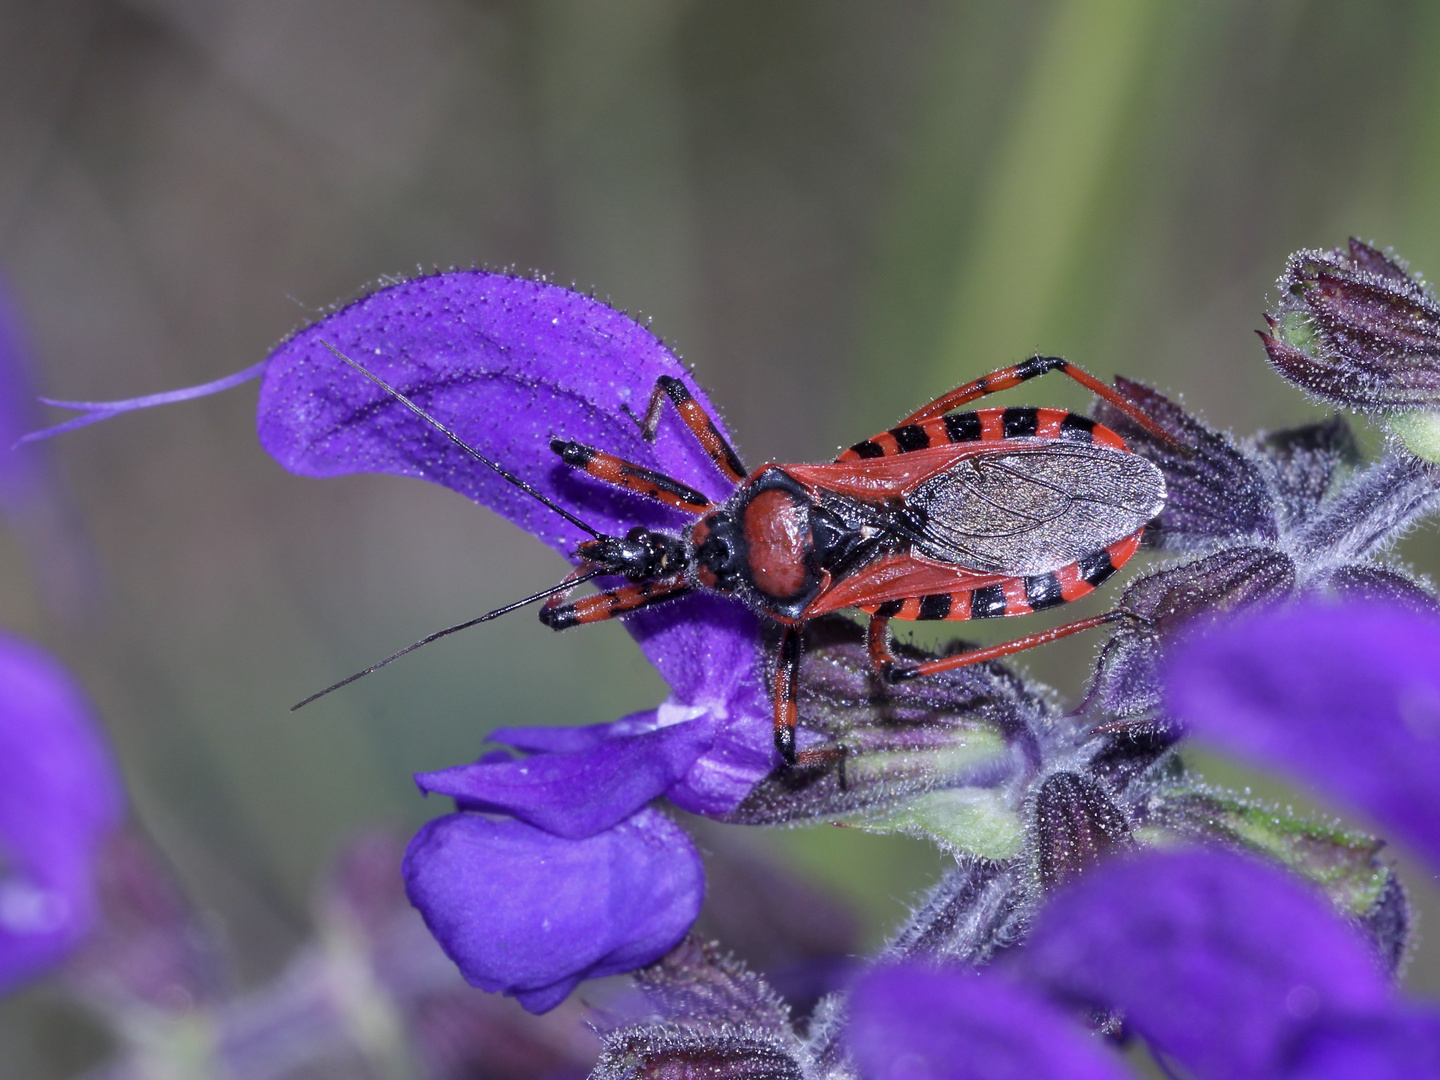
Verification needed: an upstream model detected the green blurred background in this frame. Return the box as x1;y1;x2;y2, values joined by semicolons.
2;0;1440;1071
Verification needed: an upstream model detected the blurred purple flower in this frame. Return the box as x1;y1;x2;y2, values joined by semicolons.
1019;850;1440;1080
0;632;124;992
848;963;1131;1080
854;851;1440;1080
1165;600;1440;873
26;270;774;1009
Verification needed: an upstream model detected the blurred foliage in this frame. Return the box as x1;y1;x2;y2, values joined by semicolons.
1;0;1439;1073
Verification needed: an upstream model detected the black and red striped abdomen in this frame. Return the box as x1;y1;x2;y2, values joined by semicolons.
838;405;1127;462
854;531;1143;623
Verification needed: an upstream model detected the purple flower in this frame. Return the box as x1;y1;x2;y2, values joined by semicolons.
0;632;125;992
852;851;1440;1080
254;274;779;1007
1164;600;1440;875
848;964;1131;1080
252;274;777;1007
28;270;773;1008
402;808;702;1013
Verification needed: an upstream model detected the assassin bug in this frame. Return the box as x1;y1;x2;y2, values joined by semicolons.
300;349;1168;766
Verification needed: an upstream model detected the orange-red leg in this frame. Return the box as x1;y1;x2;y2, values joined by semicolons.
539;561;600;620
551;440;714;514
642;376;748;485
901;356;1177;445
539;575;691;630
772;626;801;765
870;609;1126;682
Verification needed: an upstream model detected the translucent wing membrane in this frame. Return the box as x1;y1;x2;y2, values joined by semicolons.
910;443;1165;575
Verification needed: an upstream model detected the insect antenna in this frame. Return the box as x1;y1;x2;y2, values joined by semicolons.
319;340;602;539
291;568;604;710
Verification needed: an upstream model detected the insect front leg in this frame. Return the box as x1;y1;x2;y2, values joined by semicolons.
539;561;601;620
538;575;692;630
901;355;1177;445
640;376;749;485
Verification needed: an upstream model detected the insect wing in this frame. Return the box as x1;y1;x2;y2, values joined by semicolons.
908;442;1164;576
783;443;1003;501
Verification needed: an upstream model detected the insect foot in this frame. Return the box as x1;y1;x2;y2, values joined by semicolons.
726;617;1053;862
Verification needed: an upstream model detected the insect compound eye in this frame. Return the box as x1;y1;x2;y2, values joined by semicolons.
694;514;745;591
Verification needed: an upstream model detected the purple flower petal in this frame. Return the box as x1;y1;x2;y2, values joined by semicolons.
1285;1007;1440;1079
848;964;1131;1080
256;271;732;557
488;717;638;754
1164;600;1440;874
253;272;774;795
487;675;774;822
0;633;125;991
1017;849;1393;1080
402;807;702;1012
416;715;718;839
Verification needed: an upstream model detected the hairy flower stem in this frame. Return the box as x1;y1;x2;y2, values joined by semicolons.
883;857;1029;966
1293;450;1440;564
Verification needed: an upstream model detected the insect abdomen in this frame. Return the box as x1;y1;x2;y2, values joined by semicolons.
859;532;1141;622
839;406;1126;461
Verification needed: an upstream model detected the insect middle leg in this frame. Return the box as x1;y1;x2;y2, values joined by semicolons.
551;440;715;514
901;355;1175;444
866;609;1127;681
767;626;843;768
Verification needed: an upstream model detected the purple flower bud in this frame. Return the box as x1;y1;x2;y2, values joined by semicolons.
723;618;1040;848
1092;377;1278;549
0;633;124;992
1259;239;1440;412
1089;545;1295;719
1029;772;1132;891
401;808;703;1013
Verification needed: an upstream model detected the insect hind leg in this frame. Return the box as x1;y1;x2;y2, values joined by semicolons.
901;355;1176;445
879;609;1127;683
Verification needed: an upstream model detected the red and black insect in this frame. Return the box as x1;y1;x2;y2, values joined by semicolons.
303;350;1169;766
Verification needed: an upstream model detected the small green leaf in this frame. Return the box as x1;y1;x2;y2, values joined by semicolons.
850;788;1023;860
